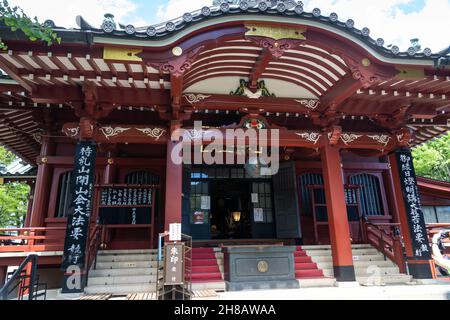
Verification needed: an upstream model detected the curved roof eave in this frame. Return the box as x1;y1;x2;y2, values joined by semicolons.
78;7;442;67
91;15;437;67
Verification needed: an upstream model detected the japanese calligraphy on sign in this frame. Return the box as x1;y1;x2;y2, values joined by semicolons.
62;142;97;270
395;149;431;260
164;243;185;285
100;188;153;206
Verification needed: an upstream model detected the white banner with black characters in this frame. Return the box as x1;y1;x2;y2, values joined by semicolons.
61;141;97;293
395;149;431;260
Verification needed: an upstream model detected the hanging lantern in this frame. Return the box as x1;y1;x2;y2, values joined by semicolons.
232;211;241;223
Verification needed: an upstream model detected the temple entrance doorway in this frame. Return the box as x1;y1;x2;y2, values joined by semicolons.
210;180;252;240
184;165;301;241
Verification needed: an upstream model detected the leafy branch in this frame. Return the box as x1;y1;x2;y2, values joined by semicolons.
0;0;61;50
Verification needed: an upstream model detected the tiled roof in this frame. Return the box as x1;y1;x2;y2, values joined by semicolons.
0;158;36;177
63;0;448;61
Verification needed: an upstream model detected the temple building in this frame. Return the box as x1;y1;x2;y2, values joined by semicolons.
0;0;449;297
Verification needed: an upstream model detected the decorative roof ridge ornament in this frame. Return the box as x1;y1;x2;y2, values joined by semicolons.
101;13;117;33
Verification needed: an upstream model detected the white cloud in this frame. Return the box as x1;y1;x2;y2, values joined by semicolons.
156;0;211;21
9;0;141;28
156;0;450;52
302;0;450;51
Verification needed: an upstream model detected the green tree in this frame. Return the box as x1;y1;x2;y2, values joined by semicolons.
413;132;450;182
0;146;30;228
0;182;29;228
0;145;15;165
0;0;60;50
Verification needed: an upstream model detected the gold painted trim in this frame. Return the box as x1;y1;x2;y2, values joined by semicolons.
245;24;306;40
103;47;143;62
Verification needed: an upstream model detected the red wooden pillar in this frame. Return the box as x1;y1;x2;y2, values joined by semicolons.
24;183;35;228
29;136;54;228
321;145;356;282
164;138;183;232
383;168;401;224
0;265;7;288
104;151;116;184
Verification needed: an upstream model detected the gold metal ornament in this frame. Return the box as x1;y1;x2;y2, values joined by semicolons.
257;261;269;273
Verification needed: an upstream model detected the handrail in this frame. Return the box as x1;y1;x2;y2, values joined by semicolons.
84;224;103;286
0;227;66;253
0;255;38;300
362;220;407;273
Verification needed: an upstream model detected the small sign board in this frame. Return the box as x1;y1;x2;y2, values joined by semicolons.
169;223;182;241
201;196;211;210
254;208;264;222
164;243;185;285
251;193;259;203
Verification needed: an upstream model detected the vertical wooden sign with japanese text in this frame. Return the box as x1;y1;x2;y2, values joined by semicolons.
61;141;97;293
394;149;431;260
164;243;185;285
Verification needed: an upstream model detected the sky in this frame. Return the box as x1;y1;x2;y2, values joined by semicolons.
9;0;450;52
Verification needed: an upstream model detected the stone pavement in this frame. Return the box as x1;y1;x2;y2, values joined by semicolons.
215;282;450;300
39;280;450;300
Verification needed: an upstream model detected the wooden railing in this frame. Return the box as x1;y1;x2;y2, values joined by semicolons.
362;221;407;273
0;227;66;253
84;224;103;284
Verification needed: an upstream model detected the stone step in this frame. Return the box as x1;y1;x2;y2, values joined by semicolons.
89;267;159;277
306;248;380;256
316;260;396;269
88;275;158;286
192;281;226;292
301;244;373;250
357;274;414;286
84;283;157;294
97;249;157;255
95;260;158;270
311;254;385;263
298;278;336;288
322;266;400;278
96;254;158;262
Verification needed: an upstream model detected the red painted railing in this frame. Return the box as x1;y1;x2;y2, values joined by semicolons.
0;227;66;253
362;221;407;273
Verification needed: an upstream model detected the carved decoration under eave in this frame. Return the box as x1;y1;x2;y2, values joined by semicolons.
326;126;342;146
395;128;413;147
32;132;42;144
342;57;395;89
296;132;322;145
249;37;304;58
183;93;211;105
295;99;320;111
100;126;131;140
367;134;392;147
341;133;363;146
230;79;275;99
63;126;80;138
136;128;166;141
148;46;204;78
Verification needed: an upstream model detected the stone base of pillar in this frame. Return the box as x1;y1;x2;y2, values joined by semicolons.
333;265;356;282
407;260;434;280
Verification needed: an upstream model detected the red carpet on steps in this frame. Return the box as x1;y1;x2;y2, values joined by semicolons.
295;246;324;279
192;248;223;283
191;246;323;282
